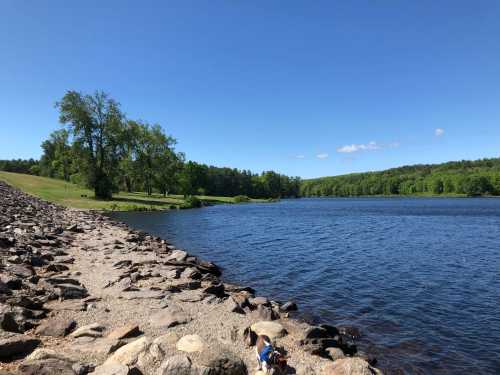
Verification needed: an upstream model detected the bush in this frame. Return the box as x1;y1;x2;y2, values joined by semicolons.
182;195;202;209
233;195;250;203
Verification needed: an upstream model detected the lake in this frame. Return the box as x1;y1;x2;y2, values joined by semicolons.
110;198;500;374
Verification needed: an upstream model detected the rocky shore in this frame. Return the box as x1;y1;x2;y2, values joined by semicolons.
0;180;383;375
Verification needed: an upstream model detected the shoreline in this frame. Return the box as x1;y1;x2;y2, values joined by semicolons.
0;180;383;375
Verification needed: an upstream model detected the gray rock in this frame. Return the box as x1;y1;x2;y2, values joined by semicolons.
167;250;188;262
326;347;346;361
224;297;244;314
203;283;225;297
280;301;298;312
157;355;193;375
71;337;124;355
205;353;247;375
252;304;278;321
150;306;191;328
0;334;40;360
249;296;269;306
54;283;88;299
72;362;95;375
17;359;75;375
35;318;76;337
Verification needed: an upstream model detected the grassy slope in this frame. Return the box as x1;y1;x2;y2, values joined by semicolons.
0;171;265;211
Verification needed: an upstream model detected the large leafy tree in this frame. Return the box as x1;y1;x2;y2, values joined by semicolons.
56;91;124;199
39;129;73;180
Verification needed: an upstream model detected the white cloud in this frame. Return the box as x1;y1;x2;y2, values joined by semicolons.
435;128;445;136
316;153;329;159
295;154;305;159
336;141;381;153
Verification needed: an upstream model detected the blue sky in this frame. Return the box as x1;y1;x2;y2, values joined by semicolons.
1;1;500;178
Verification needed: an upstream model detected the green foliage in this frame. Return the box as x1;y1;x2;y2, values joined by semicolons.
176;162;301;199
56;91;125;199
0;159;39;174
4;90;298;202
233;195;250;203
301;158;500;197
181;195;202;209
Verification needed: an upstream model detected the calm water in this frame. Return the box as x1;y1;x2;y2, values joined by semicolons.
110;198;500;374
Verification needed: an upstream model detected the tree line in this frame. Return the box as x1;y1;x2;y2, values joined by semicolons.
301;158;500;197
1;91;301;200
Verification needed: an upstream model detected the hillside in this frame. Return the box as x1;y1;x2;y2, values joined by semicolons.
301;157;500;197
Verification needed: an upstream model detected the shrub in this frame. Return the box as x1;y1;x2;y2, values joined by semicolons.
233;195;250;203
182;195;202;209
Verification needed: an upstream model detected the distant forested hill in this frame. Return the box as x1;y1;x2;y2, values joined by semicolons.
301;158;500;197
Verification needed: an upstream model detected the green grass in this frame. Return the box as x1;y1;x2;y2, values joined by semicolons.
0;171;266;211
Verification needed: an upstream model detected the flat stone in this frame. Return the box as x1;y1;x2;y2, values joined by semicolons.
250;321;287;340
70;337;124;355
122;290;165;300
7;264;34;278
167;250;188;262
26;348;74;362
250;297;269;306
35;318;76;337
17;359;75;375
176;334;205;353
108;323;141;339
150;306;191;328
70;323;105;338
54;283;88;299
0;334;40;360
44;299;86;312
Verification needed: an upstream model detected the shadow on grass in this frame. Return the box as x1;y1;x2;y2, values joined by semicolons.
109;196;174;207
